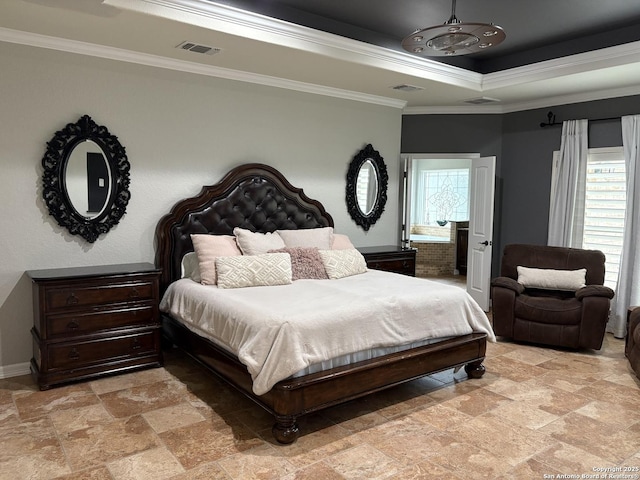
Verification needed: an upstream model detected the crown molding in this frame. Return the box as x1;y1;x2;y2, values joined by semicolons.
0;27;406;109
483;40;640;90
404;83;640;115
105;0;484;90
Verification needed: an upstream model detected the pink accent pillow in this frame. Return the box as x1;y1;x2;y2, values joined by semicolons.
191;234;242;285
332;233;355;250
269;247;328;281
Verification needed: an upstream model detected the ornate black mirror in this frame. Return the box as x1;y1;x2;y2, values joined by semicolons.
345;144;388;231
41;115;130;242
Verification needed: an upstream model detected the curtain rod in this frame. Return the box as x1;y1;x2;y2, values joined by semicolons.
539;111;619;128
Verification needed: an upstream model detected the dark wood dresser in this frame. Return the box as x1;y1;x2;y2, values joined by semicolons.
358;245;416;276
27;263;162;390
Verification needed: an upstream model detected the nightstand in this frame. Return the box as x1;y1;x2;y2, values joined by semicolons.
358;245;416;276
28;263;162;390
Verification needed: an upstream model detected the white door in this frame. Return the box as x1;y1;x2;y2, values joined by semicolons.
467;156;496;311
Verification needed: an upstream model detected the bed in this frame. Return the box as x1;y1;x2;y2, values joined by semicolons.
155;163;492;444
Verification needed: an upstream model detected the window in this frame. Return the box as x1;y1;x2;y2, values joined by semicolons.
552;147;626;290
419;169;469;225
407;157;473;242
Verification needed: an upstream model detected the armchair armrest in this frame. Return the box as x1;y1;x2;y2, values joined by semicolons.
491;276;524;295
575;285;615;300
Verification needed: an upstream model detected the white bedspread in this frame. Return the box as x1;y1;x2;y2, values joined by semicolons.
160;270;495;395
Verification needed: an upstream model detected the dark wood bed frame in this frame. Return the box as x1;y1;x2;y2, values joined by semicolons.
155;163;487;444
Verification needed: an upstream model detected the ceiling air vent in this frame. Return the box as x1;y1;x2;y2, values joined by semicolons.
464;96;501;105
391;84;425;92
176;41;221;56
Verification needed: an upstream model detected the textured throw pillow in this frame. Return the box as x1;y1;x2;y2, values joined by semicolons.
331;233;355;250
233;227;285;255
269;247;328;280
191;234;241;285
276;227;334;249
180;251;202;283
517;266;587;291
216;253;292;289
319;248;368;279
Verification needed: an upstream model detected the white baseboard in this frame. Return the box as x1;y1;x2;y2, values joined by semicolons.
0;362;31;379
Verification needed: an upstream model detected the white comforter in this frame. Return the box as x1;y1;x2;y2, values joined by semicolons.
160;270;495;395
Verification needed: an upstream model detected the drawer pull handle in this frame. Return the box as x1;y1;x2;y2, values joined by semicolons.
68;348;80;360
67;320;80;330
129;288;140;298
132;338;142;350
66;293;79;305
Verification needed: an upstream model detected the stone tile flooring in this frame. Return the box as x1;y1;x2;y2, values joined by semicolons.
1;333;638;480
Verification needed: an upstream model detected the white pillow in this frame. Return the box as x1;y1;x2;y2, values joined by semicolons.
233;227;285;255
191;234;242;285
276;227;334;249
319;249;368;279
180;251;201;282
216;252;292;289
517;266;587;291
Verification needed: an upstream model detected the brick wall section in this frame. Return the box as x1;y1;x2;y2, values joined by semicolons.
410;222;462;277
411;241;455;276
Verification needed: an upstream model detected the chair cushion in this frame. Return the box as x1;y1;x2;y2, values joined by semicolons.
515;294;582;325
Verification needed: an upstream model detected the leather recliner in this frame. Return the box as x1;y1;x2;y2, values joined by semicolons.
491;244;614;349
626;307;640;378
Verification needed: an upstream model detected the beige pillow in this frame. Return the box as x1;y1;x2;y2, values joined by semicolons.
276;227;334;249
216;253;292;289
331;233;355;250
233;227;285;255
191;234;241;285
517;266;587;291
319;249;368;279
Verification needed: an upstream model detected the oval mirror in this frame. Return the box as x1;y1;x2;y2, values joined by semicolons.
346;144;388;231
64;140;112;219
41;115;130;243
356;159;378;215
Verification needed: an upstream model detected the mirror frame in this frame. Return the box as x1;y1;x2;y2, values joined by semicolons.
41;115;130;243
345;143;388;231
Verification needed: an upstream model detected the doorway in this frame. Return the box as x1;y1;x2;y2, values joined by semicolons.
401;153;495;311
401;154;477;278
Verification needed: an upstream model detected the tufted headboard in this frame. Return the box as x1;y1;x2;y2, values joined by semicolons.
154;163;334;293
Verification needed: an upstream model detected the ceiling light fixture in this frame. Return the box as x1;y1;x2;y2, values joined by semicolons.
402;0;505;56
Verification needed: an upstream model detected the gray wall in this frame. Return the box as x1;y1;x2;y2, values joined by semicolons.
402;96;640;277
0;41;402;373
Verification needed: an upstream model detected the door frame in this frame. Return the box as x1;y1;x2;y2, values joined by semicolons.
400;152;495;311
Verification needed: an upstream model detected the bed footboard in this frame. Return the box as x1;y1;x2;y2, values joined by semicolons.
163;314;486;444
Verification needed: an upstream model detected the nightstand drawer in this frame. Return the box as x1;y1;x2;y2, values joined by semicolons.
358;246;416;276
46;281;154;311
366;257;415;275
28;263;162;389
48;331;158;370
47;304;156;338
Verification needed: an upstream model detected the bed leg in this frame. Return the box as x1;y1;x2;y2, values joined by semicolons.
464;360;486;379
272;416;300;444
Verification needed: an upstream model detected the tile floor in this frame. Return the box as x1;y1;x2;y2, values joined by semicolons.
1;332;639;480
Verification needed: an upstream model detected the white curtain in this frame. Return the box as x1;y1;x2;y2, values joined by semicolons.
548;119;588;247
608;114;640;338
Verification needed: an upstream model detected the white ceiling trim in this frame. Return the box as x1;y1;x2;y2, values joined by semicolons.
106;0;640;97
483;41;640;90
105;0;484;90
0;27;406;109
404;83;640;115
